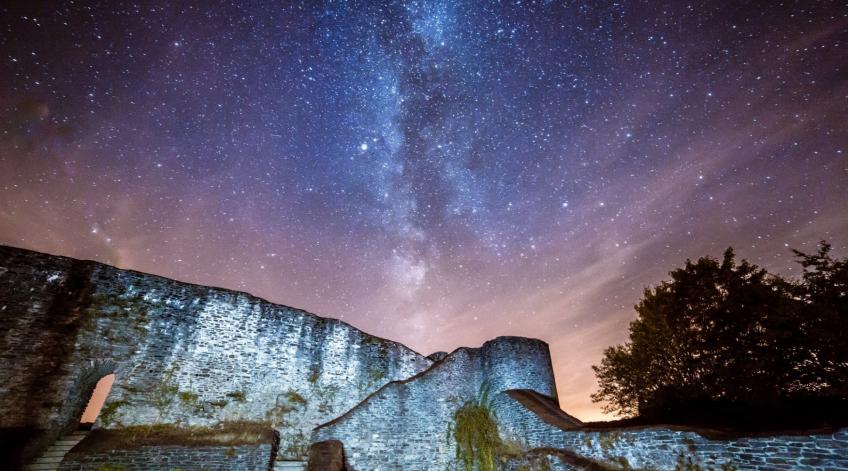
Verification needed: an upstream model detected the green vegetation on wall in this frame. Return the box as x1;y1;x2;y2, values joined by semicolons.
453;383;500;471
452;382;558;471
226;390;246;403
95;465;125;471
307;368;321;385
582;433;738;471
265;389;309;427
151;367;179;419
178;391;198;408
285;390;308;408
98;400;129;427
365;366;387;389
673;440;738;471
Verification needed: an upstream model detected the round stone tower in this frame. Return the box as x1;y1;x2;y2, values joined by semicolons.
479;336;558;399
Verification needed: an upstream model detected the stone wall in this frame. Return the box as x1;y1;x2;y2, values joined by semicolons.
493;392;848;471
0;245;431;465
7;244;845;471
58;443;274;470
311;336;557;471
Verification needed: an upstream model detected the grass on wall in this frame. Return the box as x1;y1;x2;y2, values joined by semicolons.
454;382;500;471
70;421;275;453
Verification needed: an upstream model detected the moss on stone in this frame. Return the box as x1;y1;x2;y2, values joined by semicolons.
366;366;386;386
361;334;381;346
453;384;500;471
610;455;631;470
278;429;310;459
96;465;125;471
307;368;321;385
151;368;179;418
674;452;738;471
316;385;338;414
285;390;307;408
497;439;526;461
179;391;198;407
265;403;294;426
598;431;622;451
98;400;129;427
68;421;276;453
515;458;553;471
226;390;246;403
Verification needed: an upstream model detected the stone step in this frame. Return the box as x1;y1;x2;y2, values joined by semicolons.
43;452;72;458
38;452;70;458
54;441;83;446
55;438;84;444
41;451;72;457
25;462;61;470
50;444;82;450
24;431;88;471
275;461;307;470
25;464;60;471
47;444;80;450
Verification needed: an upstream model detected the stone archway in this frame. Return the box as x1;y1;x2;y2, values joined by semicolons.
80;373;115;428
62;360;118;434
14;362;118;469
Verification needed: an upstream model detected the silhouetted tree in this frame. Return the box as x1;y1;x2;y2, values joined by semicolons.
592;242;847;429
792;242;848;396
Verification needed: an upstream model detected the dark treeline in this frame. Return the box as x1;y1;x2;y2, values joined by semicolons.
592;241;847;431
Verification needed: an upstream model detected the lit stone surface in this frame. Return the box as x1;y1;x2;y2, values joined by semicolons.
494;392;848;471
312;336;558;470
0;245;430;465
57;444;274;471
3;244;847;471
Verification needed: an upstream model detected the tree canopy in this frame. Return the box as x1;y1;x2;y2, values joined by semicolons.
591;242;847;430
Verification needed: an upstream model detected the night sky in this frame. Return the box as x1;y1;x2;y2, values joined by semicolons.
1;1;846;420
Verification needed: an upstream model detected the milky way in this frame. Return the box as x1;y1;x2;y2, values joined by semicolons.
1;1;846;420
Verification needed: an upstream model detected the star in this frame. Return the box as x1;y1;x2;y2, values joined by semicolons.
0;0;844;422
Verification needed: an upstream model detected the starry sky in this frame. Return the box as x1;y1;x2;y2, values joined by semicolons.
1;1;846;420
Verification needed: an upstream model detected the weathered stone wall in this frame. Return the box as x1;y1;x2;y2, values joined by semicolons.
311;336;557;471
7;244;844;471
493;392;848;471
58;443;274;470
0;245;431;464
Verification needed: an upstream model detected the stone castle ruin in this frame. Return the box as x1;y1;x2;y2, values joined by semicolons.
1;245;846;470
